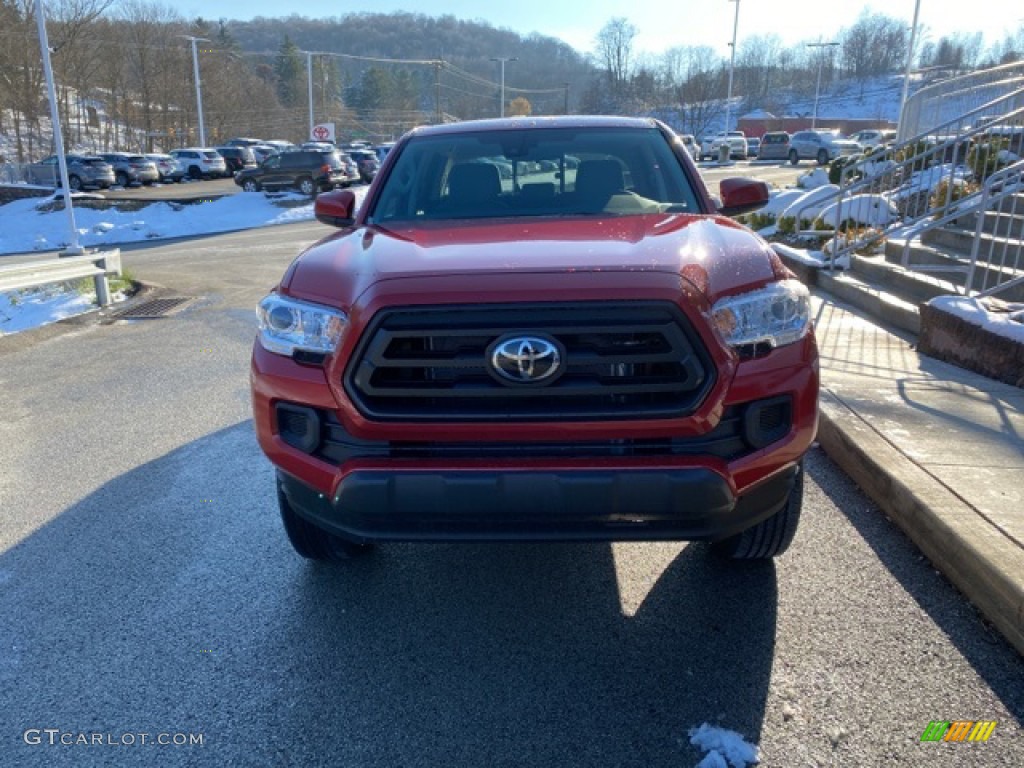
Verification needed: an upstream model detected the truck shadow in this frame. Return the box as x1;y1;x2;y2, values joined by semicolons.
0;421;775;767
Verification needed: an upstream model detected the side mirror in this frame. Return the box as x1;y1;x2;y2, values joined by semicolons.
717;177;770;217
314;188;357;227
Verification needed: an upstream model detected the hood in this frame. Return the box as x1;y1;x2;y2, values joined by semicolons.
283;214;779;308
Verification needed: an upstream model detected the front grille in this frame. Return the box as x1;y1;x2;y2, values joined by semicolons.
344;302;714;421
314;406;749;464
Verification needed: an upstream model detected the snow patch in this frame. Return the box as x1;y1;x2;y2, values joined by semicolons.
780;184;839;223
689;723;760;768
817;194;900;228
928;296;1024;343
796;168;830;189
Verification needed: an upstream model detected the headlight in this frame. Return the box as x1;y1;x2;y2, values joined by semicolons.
256;294;347;357
711;280;811;349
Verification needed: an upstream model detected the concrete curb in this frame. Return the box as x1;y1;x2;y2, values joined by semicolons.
817;390;1024;657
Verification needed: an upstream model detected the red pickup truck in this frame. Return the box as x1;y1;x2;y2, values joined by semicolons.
251;116;818;562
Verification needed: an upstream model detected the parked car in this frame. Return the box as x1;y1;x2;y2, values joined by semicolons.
24;154;114;190
97;152;159;187
345;148;381;183
746;137;761;158
337;151;360;185
702;131;747;160
850;129;897;153
225;137;264;148
145;153;186;183
679;133;699;161
757;131;791;162
170;148;228;179
788;130;860;165
250;144;278;163
263;139;297;153
373;142;396;162
215;146;258;175
251;116;818;563
233;148;353;195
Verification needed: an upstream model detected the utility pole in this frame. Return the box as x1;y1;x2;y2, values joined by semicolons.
434;61;443;123
490;57;518;118
564;82;570;115
898;0;923;139
180;35;210;146
807;41;840;129
724;0;741;134
305;51;315;140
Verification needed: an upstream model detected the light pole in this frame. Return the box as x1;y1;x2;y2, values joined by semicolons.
808;41;840;129
898;0;923;139
181;35;210;146
305;50;315;140
723;0;741;134
490;57;518;117
34;0;81;254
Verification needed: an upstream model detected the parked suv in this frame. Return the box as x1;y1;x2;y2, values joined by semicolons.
251;116;819;562
234;148;352;195
169;148;228;179
215;146;258;175
98;152;159;187
757;131;791;161
345;148;381;183
24;154;114;190
788;130;860;165
702;131;747;160
679;134;699;161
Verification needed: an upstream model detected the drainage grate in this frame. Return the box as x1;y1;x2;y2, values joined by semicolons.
110;297;195;319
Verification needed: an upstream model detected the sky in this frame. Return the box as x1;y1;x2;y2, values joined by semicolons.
180;0;1024;58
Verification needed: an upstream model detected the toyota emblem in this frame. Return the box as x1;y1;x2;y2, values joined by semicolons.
488;335;563;385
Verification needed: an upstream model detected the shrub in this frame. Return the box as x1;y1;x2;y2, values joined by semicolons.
967;138;1008;181
929;178;978;211
776;216;796;235
829;154;864;185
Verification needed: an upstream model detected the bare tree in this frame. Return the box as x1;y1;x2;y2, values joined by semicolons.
594;17;636;96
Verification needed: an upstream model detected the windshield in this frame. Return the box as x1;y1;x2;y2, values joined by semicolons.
369;126;701;223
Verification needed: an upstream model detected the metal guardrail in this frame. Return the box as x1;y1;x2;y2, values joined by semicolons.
0;250;122;307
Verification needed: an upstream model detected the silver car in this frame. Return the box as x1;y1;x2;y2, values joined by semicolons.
24;154;115;191
98;152;159;187
788;130;860;165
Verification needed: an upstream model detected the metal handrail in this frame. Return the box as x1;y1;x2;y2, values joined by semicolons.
966;160;1024;298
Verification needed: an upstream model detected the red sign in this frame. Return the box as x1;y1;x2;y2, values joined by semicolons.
312;125;330;141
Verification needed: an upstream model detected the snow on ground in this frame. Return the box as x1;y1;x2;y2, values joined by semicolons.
779;184;839;223
689;723;760;767
0;285;94;335
816;194;900;228
0;186;368;336
0;189;322;255
929;295;1024;342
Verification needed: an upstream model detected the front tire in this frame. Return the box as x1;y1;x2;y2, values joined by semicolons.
789;149;799;166
297;177;316;196
711;463;803;560
115;171;130;187
278;482;373;562
816;149;829;165
68;175;83;191
242;179;260;193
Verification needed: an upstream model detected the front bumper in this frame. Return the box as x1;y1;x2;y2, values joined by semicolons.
277;462;799;542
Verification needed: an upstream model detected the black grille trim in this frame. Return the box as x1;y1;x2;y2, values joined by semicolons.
314;406;748;465
343;302;715;422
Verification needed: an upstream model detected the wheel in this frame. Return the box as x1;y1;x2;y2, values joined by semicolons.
242;179;260;193
68;174;83;191
297;176;316;196
789;149;799;166
277;482;372;561
188;165;202;179
115;171;129;187
711;462;804;560
816;149;829;165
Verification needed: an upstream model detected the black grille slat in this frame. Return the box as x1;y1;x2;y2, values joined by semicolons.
344;302;715;422
314;407;748;464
